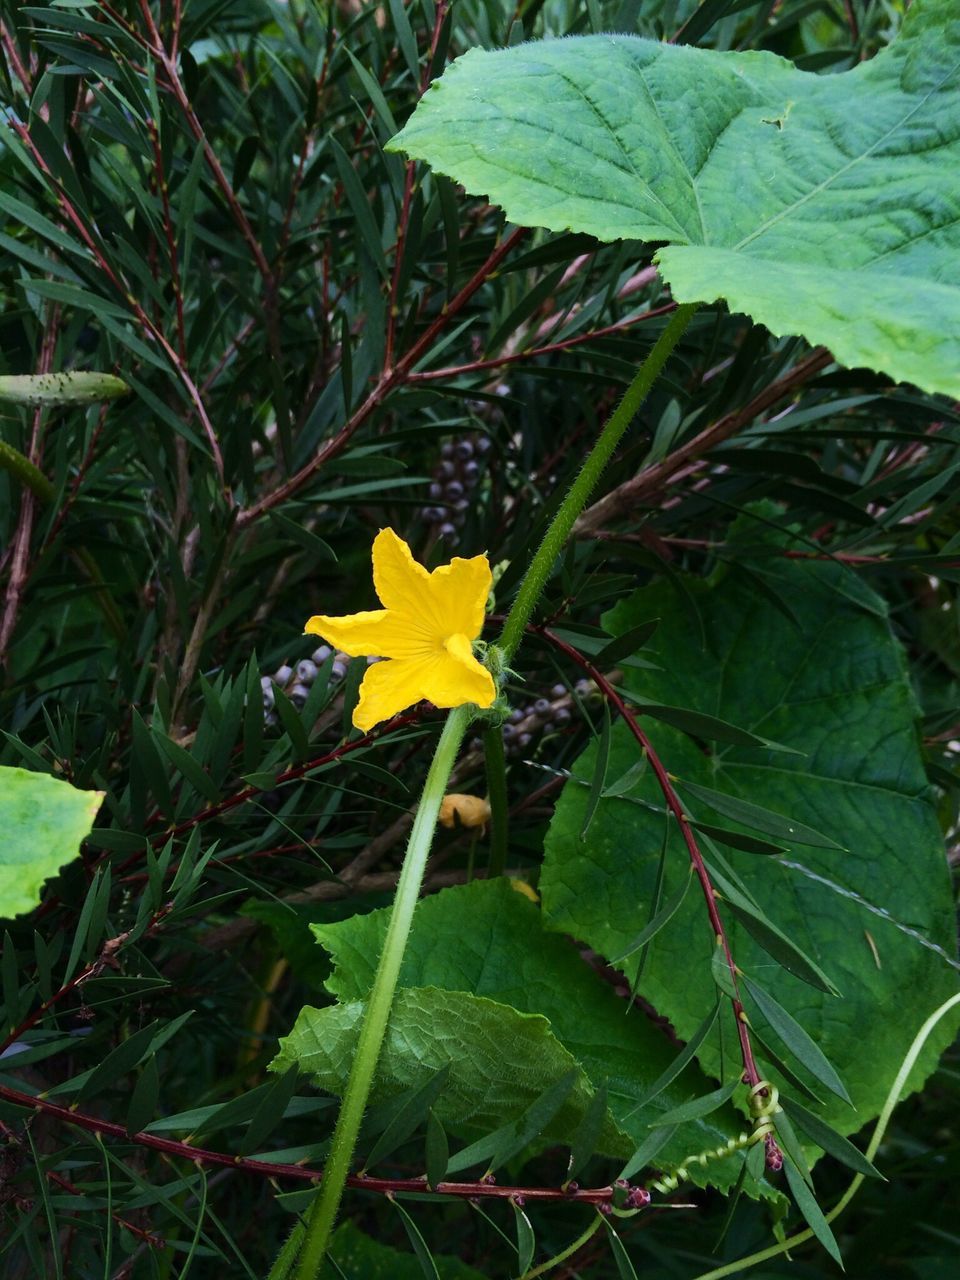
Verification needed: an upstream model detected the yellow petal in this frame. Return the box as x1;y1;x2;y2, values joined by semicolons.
304;609;434;660
423;634;496;709
429;553;492;641
352;656;435;732
372;528;431;613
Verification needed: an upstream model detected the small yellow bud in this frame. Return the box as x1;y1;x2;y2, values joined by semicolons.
438;793;491;830
509;878;539;903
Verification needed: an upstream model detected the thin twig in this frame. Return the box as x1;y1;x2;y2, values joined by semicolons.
236;226;527;527
574;347;832;535
0;1079;640;1206
535;625;764;1092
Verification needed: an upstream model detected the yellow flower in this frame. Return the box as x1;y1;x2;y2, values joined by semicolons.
305;528;496;733
438;793;491;830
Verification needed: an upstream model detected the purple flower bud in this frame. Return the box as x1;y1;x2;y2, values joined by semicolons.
598;1201;613;1215
290;683;310;706
438;459;456;478
534;698;551;715
555;707;572;725
476;436;492;453
552;683;566;698
565;1181;579;1194
274;664;293;684
445;480;464;500
331;662;347;681
439;523;459;544
517;732;532;749
296;659;318;683
310;649;330;666
628;1187;651;1208
463;460;480;482
509;708;524;723
455;439;474;460
441;441;455;459
429;482;443;499
512;1194;525;1207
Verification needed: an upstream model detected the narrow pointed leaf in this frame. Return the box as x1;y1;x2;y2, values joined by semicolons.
744;977;851;1105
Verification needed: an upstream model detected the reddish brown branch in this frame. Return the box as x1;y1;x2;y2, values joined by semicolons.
236;226;528;527
408;301;678;384
0;309;60;665
574;346;832;535
535;625;764;1092
0;1082;640;1207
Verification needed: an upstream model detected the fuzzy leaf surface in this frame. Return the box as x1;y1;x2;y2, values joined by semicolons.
540;548;959;1137
389;1;960;395
310;879;770;1193
271;985;625;1155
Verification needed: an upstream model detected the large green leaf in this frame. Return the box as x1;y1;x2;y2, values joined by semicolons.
0;766;103;918
540;545;959;1137
307;879;770;1194
320;1221;485;1280
388;1;960;396
271;985;626;1156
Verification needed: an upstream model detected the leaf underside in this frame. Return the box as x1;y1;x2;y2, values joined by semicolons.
389;0;960;397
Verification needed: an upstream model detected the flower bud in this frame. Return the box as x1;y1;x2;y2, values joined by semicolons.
438;793;491;830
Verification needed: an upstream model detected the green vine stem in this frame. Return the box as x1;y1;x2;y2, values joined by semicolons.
290;705;471;1280
481;302;697;875
286;303;697;1277
482;724;509;877
690;990;960;1280
496;301;697;664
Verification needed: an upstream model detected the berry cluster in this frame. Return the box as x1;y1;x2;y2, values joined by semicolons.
471;679;593;755
419;435;491;547
260;646;377;727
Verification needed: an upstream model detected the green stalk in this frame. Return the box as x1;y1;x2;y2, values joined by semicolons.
497;302;697;663
291;705;470;1280
482;725;509;878
0;439;55;502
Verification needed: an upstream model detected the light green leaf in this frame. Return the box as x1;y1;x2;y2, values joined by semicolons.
540;542;959;1143
271;986;626;1156
320;1221;485;1280
388;1;960;396
0;767;103;918
310;879;772;1195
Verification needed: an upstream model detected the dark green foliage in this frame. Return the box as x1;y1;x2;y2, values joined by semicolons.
0;2;957;1278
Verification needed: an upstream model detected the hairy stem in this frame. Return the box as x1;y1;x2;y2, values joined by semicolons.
291;705;471;1279
497;303;697;662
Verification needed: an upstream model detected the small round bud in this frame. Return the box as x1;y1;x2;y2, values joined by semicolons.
476;435;492;453
290;683;310;706
438;459;456;479
509;708;525;724
441;441;455;459
455;440;474;460
512;1194;525;1207
445;480;464;500
260;675;274;692
598;1200;613;1215
439;523;459;544
429;482;443;499
534;698;551;715
310;648;330;666
555;707;572;725
296;659;317;683
627;1187;651;1209
331;661;347;681
517;732;532;749
274;664;293;684
552;683;567;698
463;460;480;482
565;1181;579;1194
502;723;517;740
